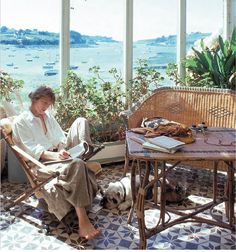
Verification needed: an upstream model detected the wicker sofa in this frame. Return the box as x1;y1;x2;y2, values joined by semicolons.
123;86;236;129
122;86;236;172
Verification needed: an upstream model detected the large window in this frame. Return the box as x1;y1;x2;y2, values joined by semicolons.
0;0;226;97
0;0;60;100
70;0;124;80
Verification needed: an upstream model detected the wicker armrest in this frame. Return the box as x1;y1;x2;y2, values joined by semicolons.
119;97;147;129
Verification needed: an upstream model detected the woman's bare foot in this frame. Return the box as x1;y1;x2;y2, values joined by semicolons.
79;221;101;240
76;207;101;240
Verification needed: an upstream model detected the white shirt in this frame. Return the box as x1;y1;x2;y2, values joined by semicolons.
12;109;66;160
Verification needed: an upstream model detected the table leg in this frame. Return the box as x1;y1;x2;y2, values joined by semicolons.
160;161;166;225
227;161;235;227
127;159;136;224
123;144;129;176
153;160;159;205
213;161;218;203
137;160;150;249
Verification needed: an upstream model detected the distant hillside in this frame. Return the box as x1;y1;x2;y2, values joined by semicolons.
137;32;211;46
0;26;117;46
0;26;210;47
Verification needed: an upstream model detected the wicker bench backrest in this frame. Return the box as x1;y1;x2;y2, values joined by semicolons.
126;87;236;129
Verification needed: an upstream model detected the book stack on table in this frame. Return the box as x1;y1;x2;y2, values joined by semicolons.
143;136;186;153
129;135;186;154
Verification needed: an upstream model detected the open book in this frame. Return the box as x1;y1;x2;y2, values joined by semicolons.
144;136;185;153
43;141;88;165
43;142;104;175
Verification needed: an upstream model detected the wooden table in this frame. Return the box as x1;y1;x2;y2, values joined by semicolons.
125;128;236;249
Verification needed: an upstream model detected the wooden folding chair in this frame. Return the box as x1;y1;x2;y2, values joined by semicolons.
0;117;104;213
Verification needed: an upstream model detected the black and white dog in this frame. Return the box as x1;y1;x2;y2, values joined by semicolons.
100;174;136;211
101;174;187;211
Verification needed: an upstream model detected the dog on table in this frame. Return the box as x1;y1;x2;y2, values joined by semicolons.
101;174;187;211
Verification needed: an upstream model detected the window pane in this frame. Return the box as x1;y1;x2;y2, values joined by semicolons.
133;0;177;86
133;0;224;86
70;0;124;80
186;0;224;57
0;0;60;101
187;0;223;40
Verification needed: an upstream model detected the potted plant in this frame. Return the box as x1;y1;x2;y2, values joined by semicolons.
0;70;24;174
54;59;164;163
0;70;24;116
166;28;236;89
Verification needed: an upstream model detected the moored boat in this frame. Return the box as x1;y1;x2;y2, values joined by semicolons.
70;65;79;70
44;69;58;76
43;65;54;69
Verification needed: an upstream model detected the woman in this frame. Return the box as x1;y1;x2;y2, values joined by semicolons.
12;85;101;240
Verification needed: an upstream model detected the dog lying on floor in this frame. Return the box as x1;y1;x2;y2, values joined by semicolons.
100;174;137;211
101;174;188;211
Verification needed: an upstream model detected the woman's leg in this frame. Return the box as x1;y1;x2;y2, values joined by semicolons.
66;117;92;148
76;207;101;239
59;159;100;238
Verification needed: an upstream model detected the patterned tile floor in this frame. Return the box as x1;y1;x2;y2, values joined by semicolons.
1;162;236;250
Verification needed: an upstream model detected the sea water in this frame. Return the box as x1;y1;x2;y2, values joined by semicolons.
1;41;176;98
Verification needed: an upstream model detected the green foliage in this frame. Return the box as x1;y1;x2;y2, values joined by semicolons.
166;63;215;87
86;66;126;142
54;68;126;142
128;59;164;105
0;70;24;101
54;71;89;130
55;61;164;142
167;29;236;90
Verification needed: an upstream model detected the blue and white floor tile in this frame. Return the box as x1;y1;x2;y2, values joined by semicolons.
1;163;235;250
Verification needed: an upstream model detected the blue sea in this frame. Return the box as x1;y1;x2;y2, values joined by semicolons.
1;42;176;98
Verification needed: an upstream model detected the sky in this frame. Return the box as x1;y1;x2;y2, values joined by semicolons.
0;0;223;41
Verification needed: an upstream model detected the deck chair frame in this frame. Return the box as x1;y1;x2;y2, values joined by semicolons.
1;127;60;211
1;121;104;212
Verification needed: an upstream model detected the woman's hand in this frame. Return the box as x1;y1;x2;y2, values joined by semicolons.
41;149;70;161
58;142;66;151
58;149;71;160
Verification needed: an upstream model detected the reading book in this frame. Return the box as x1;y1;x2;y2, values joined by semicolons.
145;136;185;151
68;141;88;159
43;141;88;165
